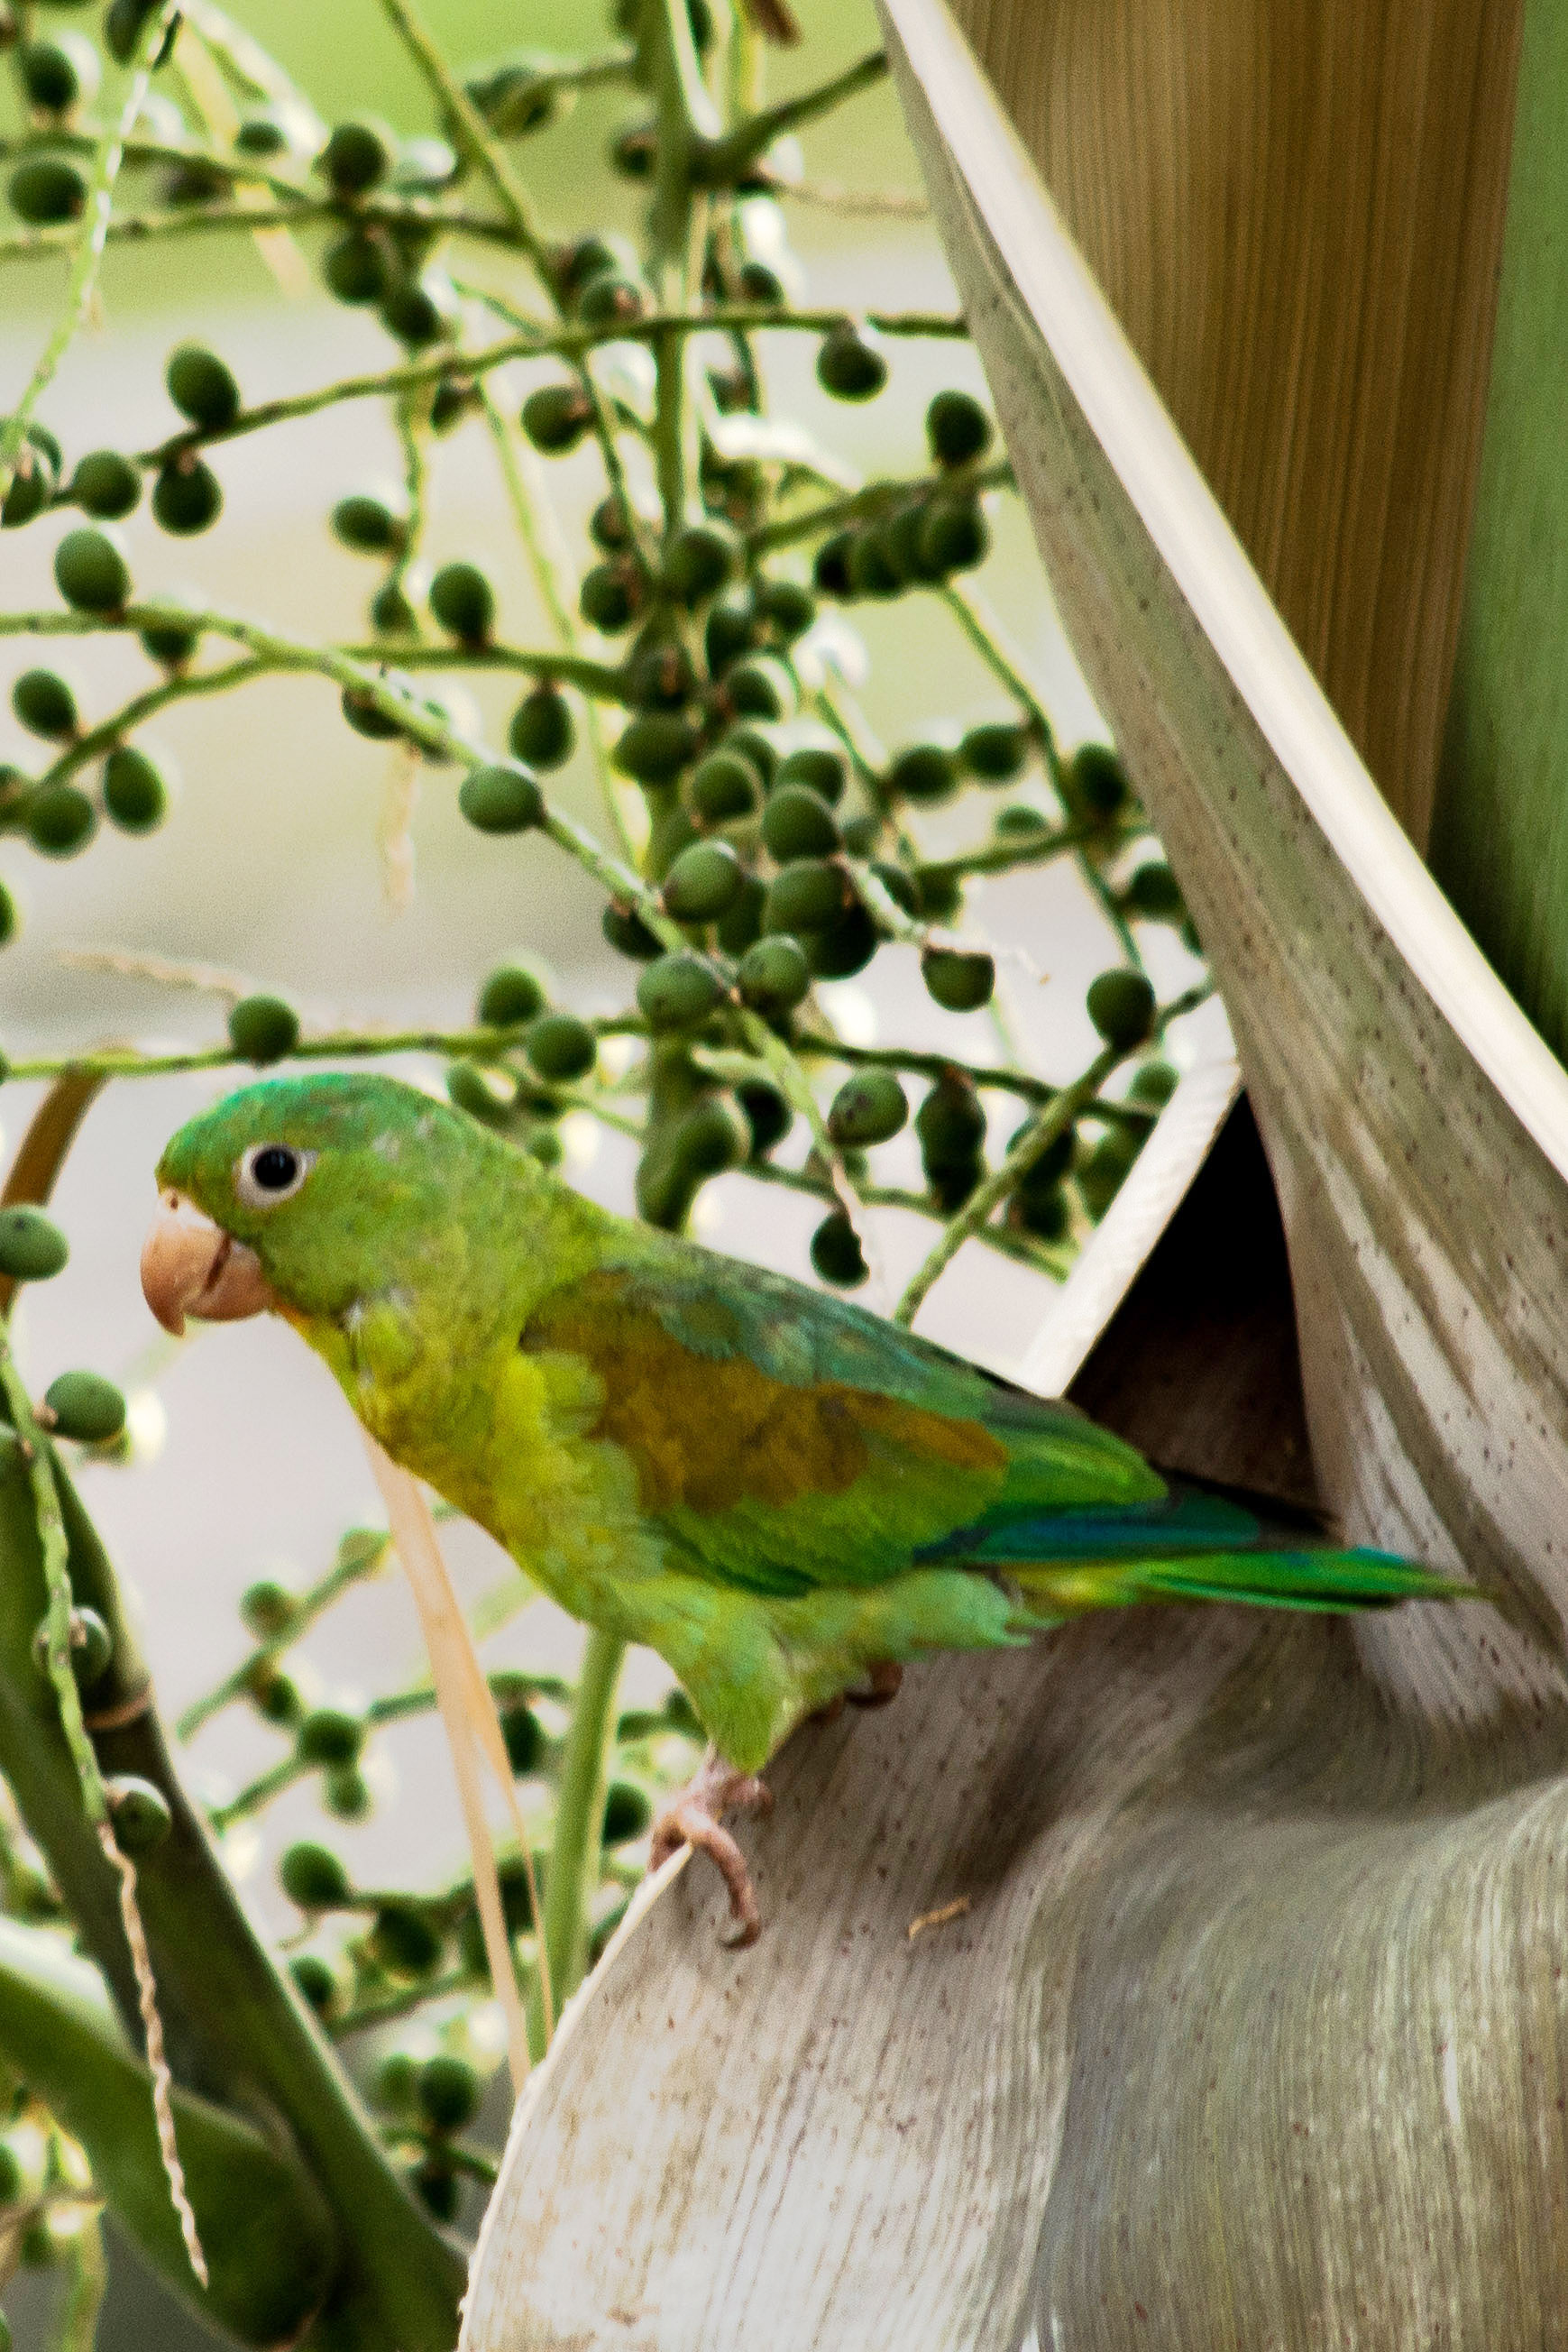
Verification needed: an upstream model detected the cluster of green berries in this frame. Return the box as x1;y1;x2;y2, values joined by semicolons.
0;1203;132;1431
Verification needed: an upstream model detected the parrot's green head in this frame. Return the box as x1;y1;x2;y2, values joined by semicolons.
144;1071;531;1336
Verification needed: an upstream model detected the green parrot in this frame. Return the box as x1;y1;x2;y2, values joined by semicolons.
142;1071;1463;1939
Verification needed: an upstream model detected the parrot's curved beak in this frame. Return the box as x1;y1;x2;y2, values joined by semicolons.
140;1194;277;1336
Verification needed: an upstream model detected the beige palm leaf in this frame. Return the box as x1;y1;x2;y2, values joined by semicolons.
463;5;1568;2343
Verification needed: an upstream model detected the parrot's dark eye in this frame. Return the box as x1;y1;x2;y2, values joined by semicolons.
234;1143;316;1209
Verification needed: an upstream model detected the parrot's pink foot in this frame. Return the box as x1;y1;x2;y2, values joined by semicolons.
848;1659;903;1709
649;1750;772;1947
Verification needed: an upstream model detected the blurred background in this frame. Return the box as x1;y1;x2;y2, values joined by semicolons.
0;2;1193;2338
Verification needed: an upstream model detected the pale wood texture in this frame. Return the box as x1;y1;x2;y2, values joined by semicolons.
463;9;1568;2344
947;0;1521;847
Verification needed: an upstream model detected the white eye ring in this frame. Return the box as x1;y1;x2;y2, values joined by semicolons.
234;1143;316;1209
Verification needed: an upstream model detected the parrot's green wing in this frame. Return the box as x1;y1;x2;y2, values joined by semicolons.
518;1252;1165;1599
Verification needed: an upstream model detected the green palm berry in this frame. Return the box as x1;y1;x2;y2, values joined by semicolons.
995;803;1049;838
812;532;854;598
8;157;87;223
828;1069;907;1146
722;722;781;788
578;271;646;328
139;599;201;668
663;838;743;923
458;762;545;833
496;1851;537;1931
845;529;903;601
960;721;1030;781
724;655;793;721
1070;741;1131;815
748;576;810;639
13;667;78;740
331;493;405;553
254;1669;304;1729
501;1703;545;1775
703;594;757;675
289;1956;339;2018
736;259;787;305
0;1206;68;1282
816;320;887;400
522;382;593;454
735;1080;788;1160
417;2053;481;2133
637;951;725;1030
1011;1124;1075;1195
763;858;845;935
887;743;958;804
321;116;393;193
105;0;175;65
369;579;418;636
228;993;299;1064
69;449;141;519
430;377;477;434
602;1780;652;1846
1129;1058;1179;1107
840;815;880;858
322;228;388;306
602;901;662;960
240;1577;297;1637
429;561;495;644
19;33;101;113
916;870;964;923
926;388;994;466
166;344;240;431
691;749;760;823
876;503;931;587
340;682;404;740
673;1095;751;1180
413;2162;461;2223
589;491;637;549
919;495;988;574
280;1841;352;1911
613;712;699;785
558;231;637;300
54;523;131;612
26;784;95;858
43;1370;125;1443
762;784;839;862
662;521;738;606
477;961;548;1026
105;1777;171;1856
579;559;638;631
917;1074;986;1169
1;428;58;529
1016;1182;1070;1243
773;748;846;808
151;455;222;534
524;1011;596;1081
298;1705;366;1767
447;1060;515;1125
324;1766;371;1820
623;631;696;711
235;109;295;158
509;684;574;770
922;946;995;1012
381;273;457;348
1077;1128;1142;1222
32;1604;110;1687
811;1210;868;1288
371;1901;444;1978
610;118;656;177
1123;860;1185;921
1086;968;1156;1049
716;872;766;955
0;882;18;951
808;904;878;979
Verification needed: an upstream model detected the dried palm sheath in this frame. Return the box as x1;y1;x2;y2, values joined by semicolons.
463;5;1568;2345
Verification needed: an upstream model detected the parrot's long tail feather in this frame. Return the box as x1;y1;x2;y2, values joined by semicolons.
923;1474;1472;1619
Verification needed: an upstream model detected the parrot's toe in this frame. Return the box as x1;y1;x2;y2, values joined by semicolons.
847;1659;903;1709
649;1750;772;1946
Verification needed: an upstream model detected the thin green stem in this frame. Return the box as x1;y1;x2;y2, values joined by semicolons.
207;1754;304;1833
743;1158;1073;1278
377;0;548;271
177;1534;390;1741
696;49;888;185
54;2207;107;2352
4;1019;621;1086
533;1626;623;2043
914;816;1132;890
0;124;313;206
0;1;181;507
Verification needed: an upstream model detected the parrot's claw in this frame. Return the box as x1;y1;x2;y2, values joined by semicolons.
848;1659;903;1709
650;1750;772;1947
